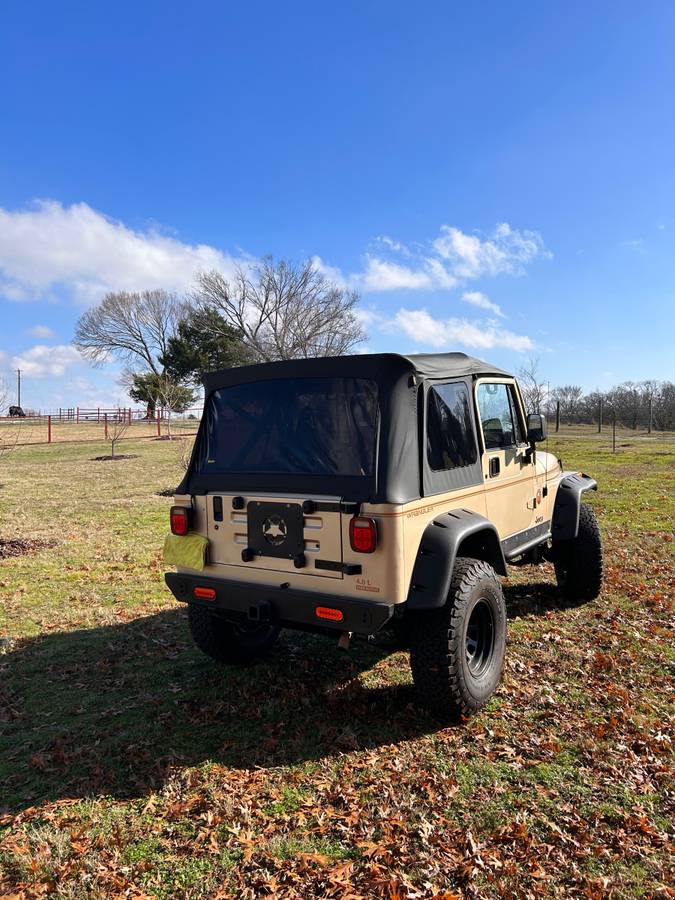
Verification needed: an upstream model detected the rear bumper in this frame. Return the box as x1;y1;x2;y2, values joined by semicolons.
165;571;395;636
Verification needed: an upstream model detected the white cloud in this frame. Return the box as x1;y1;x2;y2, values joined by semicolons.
375;235;411;255
0;200;242;306
461;290;504;318
0;201;548;325
27;324;56;339
310;255;348;289
432;222;549;278
421;257;459;290
389;308;533;352
358;256;433;291
11;343;83;377
341;221;548;294
354;307;386;328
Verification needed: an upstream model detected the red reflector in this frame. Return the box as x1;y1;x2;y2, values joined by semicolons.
315;606;344;622
194;587;216;600
170;506;190;536
349;516;377;553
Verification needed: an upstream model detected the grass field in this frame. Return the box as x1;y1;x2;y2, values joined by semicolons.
1;434;673;897
0;416;199;447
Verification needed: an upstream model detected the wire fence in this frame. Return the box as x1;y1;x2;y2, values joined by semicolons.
0;407;203;447
544;400;675;450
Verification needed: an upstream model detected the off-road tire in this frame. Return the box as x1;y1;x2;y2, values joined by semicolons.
409;558;506;722
188;604;280;664
553;503;603;602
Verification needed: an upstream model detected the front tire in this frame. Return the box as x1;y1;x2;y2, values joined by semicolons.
553;503;603;602
409;558;506;722
188;604;280;664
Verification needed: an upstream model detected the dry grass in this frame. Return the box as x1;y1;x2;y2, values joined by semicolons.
0;434;673;898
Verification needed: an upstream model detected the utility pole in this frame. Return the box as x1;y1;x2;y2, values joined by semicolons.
16;369;21;407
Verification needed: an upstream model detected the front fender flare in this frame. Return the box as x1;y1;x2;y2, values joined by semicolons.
406;509;507;610
551;472;598;542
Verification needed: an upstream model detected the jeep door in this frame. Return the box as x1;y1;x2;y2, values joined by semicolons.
475;379;536;540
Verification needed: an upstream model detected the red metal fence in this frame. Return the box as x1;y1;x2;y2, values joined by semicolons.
0;407;203;446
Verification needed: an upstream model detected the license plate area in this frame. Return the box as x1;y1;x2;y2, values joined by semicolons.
247;501;304;560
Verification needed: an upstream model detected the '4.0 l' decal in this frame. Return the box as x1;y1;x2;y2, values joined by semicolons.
356;578;380;593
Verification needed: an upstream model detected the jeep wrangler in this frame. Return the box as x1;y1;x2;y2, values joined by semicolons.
164;353;603;720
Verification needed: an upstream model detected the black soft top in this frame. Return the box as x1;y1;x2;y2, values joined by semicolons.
181;352;513;503
202;352;510;393
400;352;510;380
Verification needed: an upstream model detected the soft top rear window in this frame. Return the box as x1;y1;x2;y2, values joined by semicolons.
196;377;379;477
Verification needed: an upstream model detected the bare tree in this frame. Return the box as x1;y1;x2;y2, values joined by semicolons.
74;289;185;375
652;381;675;431
552;384;584;423
106;415;130;459
517;357;547;414
154;375;196;439
172;434;195;472
193;258;366;361
0;377;8;416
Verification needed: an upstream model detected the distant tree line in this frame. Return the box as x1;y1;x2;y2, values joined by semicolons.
519;359;675;431
73;257;365;419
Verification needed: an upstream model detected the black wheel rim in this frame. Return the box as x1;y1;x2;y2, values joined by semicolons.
465;598;495;677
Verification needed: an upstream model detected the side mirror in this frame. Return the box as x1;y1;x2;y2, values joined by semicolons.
527;413;547;443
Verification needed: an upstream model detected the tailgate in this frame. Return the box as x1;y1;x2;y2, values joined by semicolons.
206;493;345;579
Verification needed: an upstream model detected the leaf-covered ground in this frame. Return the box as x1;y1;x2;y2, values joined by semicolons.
1;435;673;898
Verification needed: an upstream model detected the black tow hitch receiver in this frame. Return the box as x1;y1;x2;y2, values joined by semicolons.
248;600;272;623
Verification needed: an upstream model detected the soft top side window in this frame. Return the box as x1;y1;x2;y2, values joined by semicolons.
477;382;524;449
427;382;478;471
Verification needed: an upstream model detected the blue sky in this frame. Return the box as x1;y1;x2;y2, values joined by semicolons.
1;0;674;410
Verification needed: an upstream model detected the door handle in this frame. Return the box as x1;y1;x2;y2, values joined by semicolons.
489;457;500;477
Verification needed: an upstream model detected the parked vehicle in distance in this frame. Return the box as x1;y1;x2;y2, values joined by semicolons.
164;353;603;721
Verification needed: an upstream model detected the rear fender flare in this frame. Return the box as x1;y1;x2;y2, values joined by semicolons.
551;472;598;542
406;509;507;610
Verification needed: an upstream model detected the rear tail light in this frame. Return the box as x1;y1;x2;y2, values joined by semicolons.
315;606;344;622
194;586;216;600
170;505;192;536
349;516;377;553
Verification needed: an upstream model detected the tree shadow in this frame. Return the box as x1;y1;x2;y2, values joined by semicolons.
0;609;432;814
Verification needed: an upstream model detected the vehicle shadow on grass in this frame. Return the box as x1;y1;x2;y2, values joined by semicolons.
1;582;572;814
0;608;426;814
504;579;562;618
503;577;586;619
